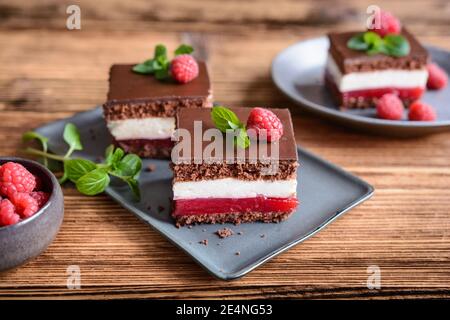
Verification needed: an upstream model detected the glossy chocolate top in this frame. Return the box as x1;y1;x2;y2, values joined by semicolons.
176;107;298;161
106;62;211;102
328;28;429;73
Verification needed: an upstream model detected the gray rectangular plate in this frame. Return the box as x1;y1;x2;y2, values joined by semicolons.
35;107;374;280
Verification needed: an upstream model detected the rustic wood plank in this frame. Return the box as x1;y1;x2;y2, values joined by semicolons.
0;0;450;299
0;0;449;33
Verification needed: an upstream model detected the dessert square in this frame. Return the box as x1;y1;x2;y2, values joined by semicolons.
103;62;212;158
171;107;299;226
325;28;429;109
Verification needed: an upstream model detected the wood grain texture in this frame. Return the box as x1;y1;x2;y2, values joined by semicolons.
0;0;450;299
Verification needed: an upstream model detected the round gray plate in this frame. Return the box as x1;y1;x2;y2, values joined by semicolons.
272;36;450;137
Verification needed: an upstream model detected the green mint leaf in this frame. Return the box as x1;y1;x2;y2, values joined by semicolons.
151;59;163;70
154;68;170;80
228;122;241;130
211;107;250;149
22;131;49;152
366;47;381;55
384;35;410;57
156;54;169;67
347;33;369;51
132;62;155;74
113;154;142;178
347;31;410;58
363;31;384;55
363;31;382;47
211;106;242;133
154;44;167;60
76;168;110;196
63;123;83;156
174;44;194;55
132;44;176;81
110;147;125;166
125;178;140;200
64;158;98;182
104;145;115;165
235;127;250;149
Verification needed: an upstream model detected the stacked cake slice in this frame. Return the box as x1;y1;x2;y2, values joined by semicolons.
103;63;212;158
171;107;299;226
325;29;429;109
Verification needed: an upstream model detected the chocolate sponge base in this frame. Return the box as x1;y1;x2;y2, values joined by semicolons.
173;211;294;227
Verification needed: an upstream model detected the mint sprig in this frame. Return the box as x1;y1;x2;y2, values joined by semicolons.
211;106;250;149
132;44;194;80
174;44;194;56
383;35;410;57
63;123;83;157
347;31;410;57
22;131;49;167
23;123;142;200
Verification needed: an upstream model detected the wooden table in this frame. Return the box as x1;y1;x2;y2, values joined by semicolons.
0;0;449;299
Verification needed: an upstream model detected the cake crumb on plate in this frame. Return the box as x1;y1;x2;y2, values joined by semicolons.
216;228;234;238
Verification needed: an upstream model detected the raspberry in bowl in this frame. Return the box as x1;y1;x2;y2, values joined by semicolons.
0;157;64;272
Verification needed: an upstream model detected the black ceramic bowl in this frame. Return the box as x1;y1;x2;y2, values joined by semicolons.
0;157;64;272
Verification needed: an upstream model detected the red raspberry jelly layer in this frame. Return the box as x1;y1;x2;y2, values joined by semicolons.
342;87;424;104
324;72;425;108
172;196;299;217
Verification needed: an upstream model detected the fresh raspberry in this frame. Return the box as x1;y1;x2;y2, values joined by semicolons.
369;10;401;37
0;199;20;227
170;54;199;84
408;100;437;121
427;63;448;90
0;162;36;198
10;192;39;218
376;93;404;120
30;191;50;208
246;107;284;142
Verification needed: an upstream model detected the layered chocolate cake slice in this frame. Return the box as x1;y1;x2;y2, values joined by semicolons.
325;25;429;109
103;60;212;158
171;107;299;226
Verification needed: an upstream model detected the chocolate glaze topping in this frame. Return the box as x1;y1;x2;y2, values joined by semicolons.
328;28;429;73
175;107;298;162
106;62;211;102
103;62;212;120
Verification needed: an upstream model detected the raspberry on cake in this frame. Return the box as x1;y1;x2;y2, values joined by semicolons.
171;54;199;84
325;28;429;109
369;10;401;37
103;54;212;158
170;107;299;226
246;107;284;142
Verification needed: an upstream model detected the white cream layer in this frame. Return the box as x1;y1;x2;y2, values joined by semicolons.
173;178;297;200
107;117;175;140
326;55;428;92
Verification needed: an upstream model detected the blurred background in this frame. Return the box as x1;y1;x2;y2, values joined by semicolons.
1;0;449;113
